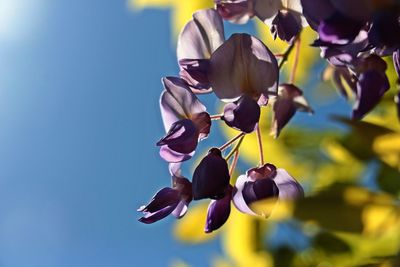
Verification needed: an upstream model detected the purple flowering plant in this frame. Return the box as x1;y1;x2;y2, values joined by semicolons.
138;0;400;234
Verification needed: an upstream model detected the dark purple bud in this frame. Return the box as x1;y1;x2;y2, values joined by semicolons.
368;8;400;52
352;70;390;120
179;59;211;91
191;111;211;140
318;12;365;45
205;186;232;233
222;95;260;133
271;10;302;43
242;178;279;206
394;49;400;79
138;188;180;224
157;119;199;162
271;84;313;138
192;148;230;200
300;0;336;30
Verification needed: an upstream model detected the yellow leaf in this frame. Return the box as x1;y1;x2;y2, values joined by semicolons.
173;202;216;243
129;0;213;37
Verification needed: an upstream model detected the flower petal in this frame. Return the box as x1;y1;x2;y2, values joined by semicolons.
352;70;390;120
222;95;261;133
208;33;278;102
232;174;257;215
394;49;400;79
179;59;211;90
157;119;199;154
215;0;254;24
271;10;302;43
273;168;304;199
160;77;207;131
177;8;225;61
205;186;232;233
192;148;230;200
159;146;195;163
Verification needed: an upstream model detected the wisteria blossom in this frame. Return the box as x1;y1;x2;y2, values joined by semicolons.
233;163;304;217
158;77;211;162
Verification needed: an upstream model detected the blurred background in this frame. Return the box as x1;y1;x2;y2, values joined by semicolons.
0;0;399;266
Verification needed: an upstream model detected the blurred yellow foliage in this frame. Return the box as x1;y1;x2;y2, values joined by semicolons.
128;0;213;36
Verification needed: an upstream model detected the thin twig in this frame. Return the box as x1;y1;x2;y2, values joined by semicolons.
225;134;245;161
219;132;245;152
256;123;264;166
278;34;300;70
289;37;301;84
229;150;240;176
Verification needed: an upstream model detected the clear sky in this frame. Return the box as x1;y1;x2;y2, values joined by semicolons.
0;1;224;266
0;1;351;266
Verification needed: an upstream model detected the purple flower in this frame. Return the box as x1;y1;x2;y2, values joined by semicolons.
271;9;303;43
352;55;390;120
177;9;225;91
138;165;193;224
271;84;313;138
222;95;261;133
368;8;400;55
208;33;279;103
233;163;303;217
301;0;371;45
192;148;230;200
205;185;232;233
158;77;211;162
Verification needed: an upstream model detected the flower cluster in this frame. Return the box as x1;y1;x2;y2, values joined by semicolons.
139;0;400;233
138;7;307;233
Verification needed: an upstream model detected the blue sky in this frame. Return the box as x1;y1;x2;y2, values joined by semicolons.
0;1;224;266
0;1;353;266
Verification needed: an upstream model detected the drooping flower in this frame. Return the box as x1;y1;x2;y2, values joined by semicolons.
233;163;303;217
205;185;232;233
177;9;225;91
138;164;193;224
158;77;211;162
208;33;279;103
222;95;261;133
271;8;303;43
301;0;372;45
368;7;400;55
351;55;390;120
271;83;313;138
192;148;230;200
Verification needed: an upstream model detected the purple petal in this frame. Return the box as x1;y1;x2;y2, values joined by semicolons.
138;187;180;213
273;168;304;199
318;12;364;45
179;59;211;90
253;0;282;22
208;33;278;102
172;200;189;219
177;9;224;61
352;70;390;120
393;49;400;79
242;178;279;206
192;148;230;200
368;9;400;51
271;84;313;137
215;0;254;24
396;91;400;122
138;187;180;224
246;163;277;181
160;77;207;131
271;10;302;43
330;0;373;21
138;204;179;224
157;119;199;154
222;95;260;133
232;174;257;215
191;111;212;140
300;0;335;29
205;186;232;233
159;146;194;163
